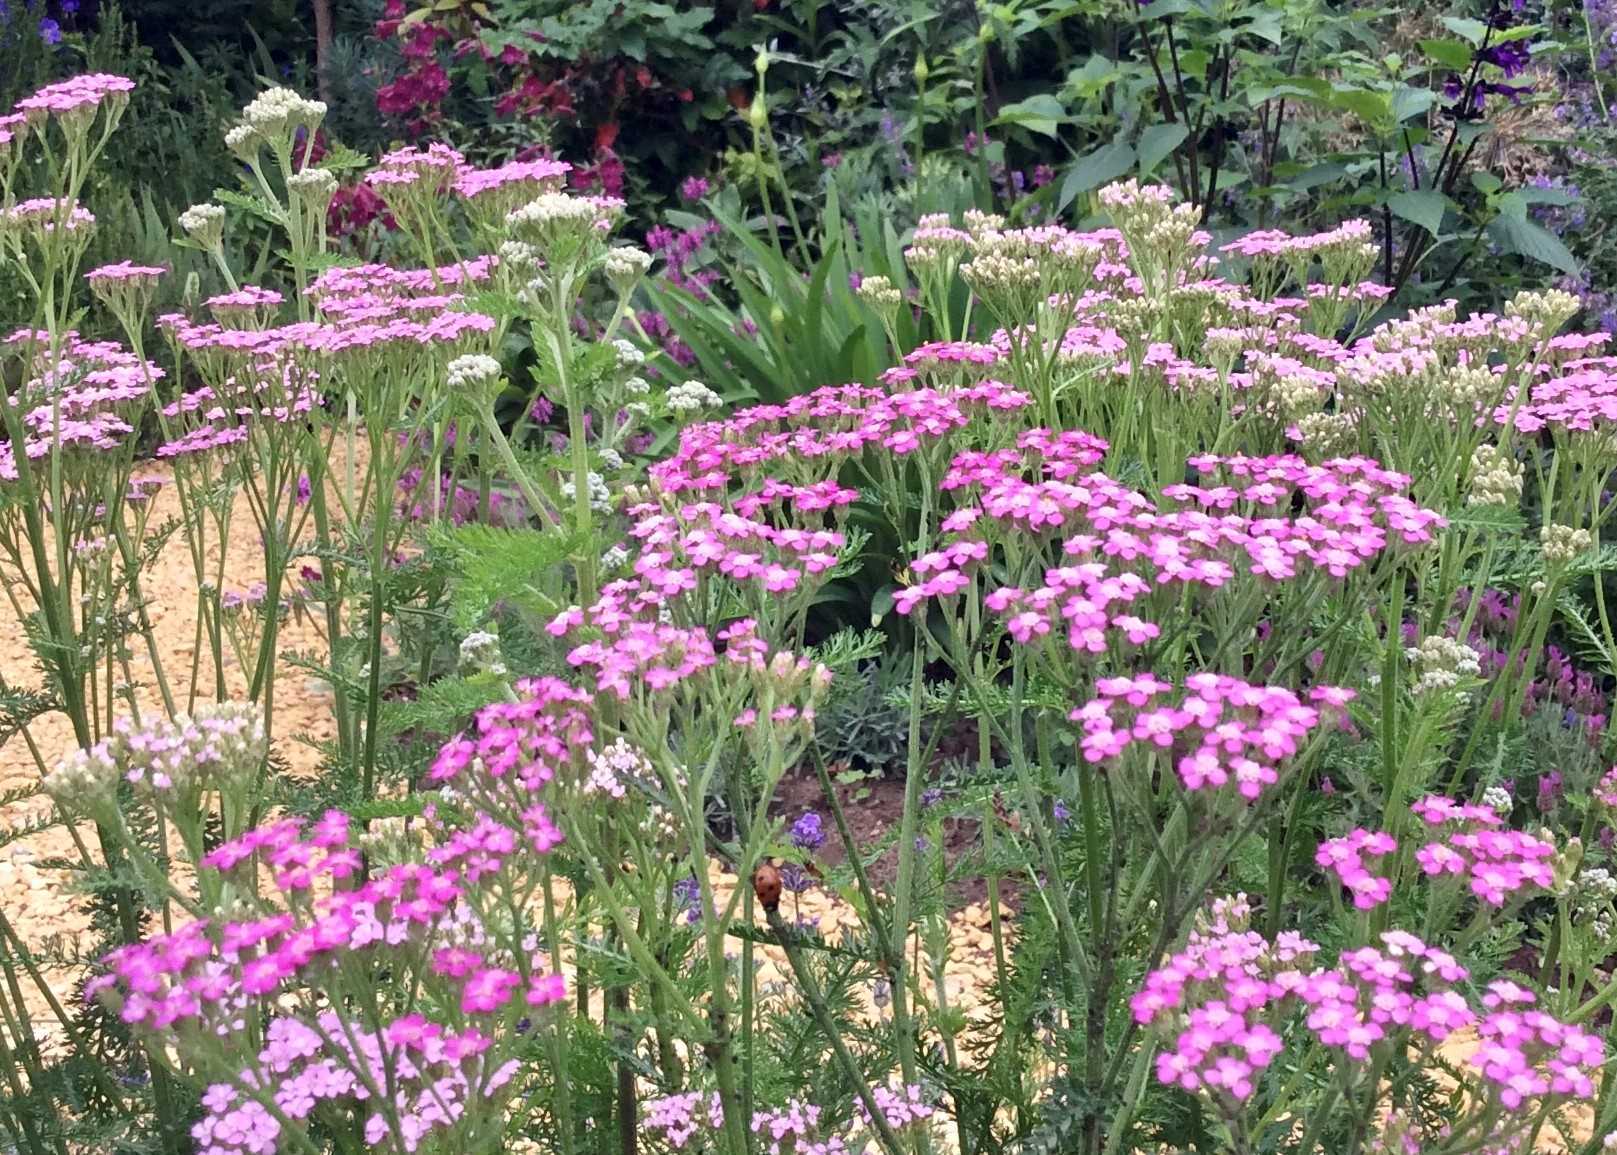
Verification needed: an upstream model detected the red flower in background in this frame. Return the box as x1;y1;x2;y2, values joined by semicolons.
328;181;394;239
571;148;625;198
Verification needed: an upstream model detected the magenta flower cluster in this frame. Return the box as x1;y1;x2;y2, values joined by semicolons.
1133;898;1603;1112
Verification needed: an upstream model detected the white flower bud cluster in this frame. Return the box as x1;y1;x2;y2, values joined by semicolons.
855;274;903;311
43;743;119;818
600;543;631;570
905;213;972;269
1482;785;1513;814
560;471;612;513
239;87;327;136
447;354;503;393
286;167;337;208
506;193;624;255
457;630;507;678
1405;635;1482;696
961;209;1005;240
959;250;1041;298
1436;366;1501;415
612;339;644;370
604;245;652;288
1466;445;1523;508
1273;373;1326;421
497;240;541;273
667;379;722;414
1294;412;1357;459
1506;288;1581;332
1574;866;1617;941
584;738;683;841
623;375;650;396
178;202;226;248
1541;523;1593;567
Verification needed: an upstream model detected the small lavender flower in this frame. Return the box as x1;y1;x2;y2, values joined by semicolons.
789;811;825;852
673;875;702;924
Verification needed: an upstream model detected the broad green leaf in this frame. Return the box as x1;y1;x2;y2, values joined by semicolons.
1441;16;1489;44
1137;0;1195;18
994;94;1069;138
1244;10;1283;44
1419;38;1473;70
1492;24;1541;42
1517;185;1578;207
1060;141;1136;211
1332;87;1391;129
1391;86;1438;123
1138;123;1189;175
1488;213;1581;275
1387;189;1448;235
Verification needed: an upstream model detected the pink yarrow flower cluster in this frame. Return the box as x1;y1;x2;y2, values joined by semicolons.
1071;674;1347;801
1134;898;1603;1112
1316;828;1397;909
1411;794;1556;905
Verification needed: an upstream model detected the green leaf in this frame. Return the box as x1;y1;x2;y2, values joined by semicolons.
1137;0;1194;18
993;94;1069;138
1244;10;1283;44
1419;38;1473;70
1441;16;1489;45
1332;87;1391;129
1138;123;1189;175
1387;189;1448;236
1517;184;1578;207
1059;140;1136;211
1488;212;1581;275
1391;86;1438;123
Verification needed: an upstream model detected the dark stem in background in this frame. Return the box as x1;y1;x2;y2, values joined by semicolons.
1389;24;1493;298
1201;44;1232;218
311;0;334;105
1380;150;1394;286
1139;22;1192;197
1163;19;1203;208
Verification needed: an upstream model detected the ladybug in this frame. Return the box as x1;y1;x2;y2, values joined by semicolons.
752;860;783;914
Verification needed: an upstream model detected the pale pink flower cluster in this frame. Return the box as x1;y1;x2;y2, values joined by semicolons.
1594;766;1617;809
1135;907;1602;1113
13;73;133;116
454;158;571;200
0;329;162;477
190;1011;525;1155
1316;828;1397;909
1411;794;1556;906
648;380;1033;498
5;196;95;232
85;260;166;283
1070;673;1346;800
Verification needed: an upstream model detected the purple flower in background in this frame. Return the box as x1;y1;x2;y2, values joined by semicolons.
296;473;311;505
1052;799;1070;824
673;875;702;924
789;812;825;852
1537;771;1564;813
1032;164;1054;188
62;0;79;12
38;16;60;43
821;152;843;169
679;175;710;202
1480;39;1531;77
